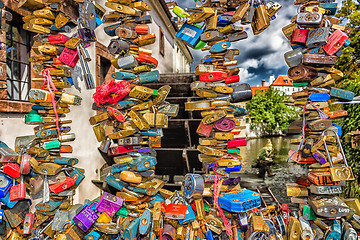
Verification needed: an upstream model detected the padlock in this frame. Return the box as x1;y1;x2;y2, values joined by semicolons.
308;195;351;219
284;48;304;67
133;33;156;46
291;28;309;44
73;203;99;232
322;29;348;55
287;65;318;81
58;47;79;68
200;31;225;42
306;24;330;48
0;174;12;198
3;163;20;178
96;192;123;217
135;24;150;35
116;27;137;38
302;53;336;66
49;177;75;193
78;28;97;42
165;204;187;220
252;4;270;35
55;12;69;29
296;12;323;27
9;178;26;201
175;23;203;48
124;217;140;240
65;37;82;49
23;213;34;235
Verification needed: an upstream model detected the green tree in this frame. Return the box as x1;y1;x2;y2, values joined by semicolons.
335;0;360;198
246;88;298;134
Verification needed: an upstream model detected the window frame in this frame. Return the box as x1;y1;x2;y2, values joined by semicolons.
5;18;32;102
159;27;164;56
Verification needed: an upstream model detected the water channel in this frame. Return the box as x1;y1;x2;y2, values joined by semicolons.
240;135;308;204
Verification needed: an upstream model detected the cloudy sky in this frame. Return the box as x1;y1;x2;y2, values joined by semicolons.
174;0;299;86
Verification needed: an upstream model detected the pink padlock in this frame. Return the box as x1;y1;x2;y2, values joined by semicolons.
322;29;348;55
58;47;79;68
228;138;247;148
291;28;309;44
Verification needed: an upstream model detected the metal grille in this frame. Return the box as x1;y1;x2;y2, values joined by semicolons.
6;20;32;101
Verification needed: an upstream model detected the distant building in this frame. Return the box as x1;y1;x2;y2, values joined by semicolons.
271;75;303;95
251;79;270;95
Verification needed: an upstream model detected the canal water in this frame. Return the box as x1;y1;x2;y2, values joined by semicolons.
239;136;308;204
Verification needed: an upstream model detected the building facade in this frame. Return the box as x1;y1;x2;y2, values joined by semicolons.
271;75;303;95
0;0;192;202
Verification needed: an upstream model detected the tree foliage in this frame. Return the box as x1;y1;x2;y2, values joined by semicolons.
246;88;298;134
335;0;360;198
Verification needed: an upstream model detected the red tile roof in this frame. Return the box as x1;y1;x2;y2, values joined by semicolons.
271;75;293;86
251;86;269;95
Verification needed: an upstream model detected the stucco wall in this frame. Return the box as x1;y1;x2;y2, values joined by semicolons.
0;0;192;203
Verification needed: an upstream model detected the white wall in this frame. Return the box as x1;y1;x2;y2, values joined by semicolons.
0;0;193;203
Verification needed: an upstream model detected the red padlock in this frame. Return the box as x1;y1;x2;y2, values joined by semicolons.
136;54;158;67
59;145;73;153
108;145;134;156
135;25;150;35
20;154;31;175
3;163;21;178
58;47;79;68
49;177;75;193
9;181;26;201
107;107;125;122
48;34;70;45
227;138;247;148
164;204;187;220
281;203;290;225
23;213;35;235
291;28;309;44
225;75;240;84
199;72;228;82
322;29;348;55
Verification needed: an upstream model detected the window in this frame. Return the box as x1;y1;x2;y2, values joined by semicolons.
6;19;32;101
159;27;164;56
100;56;112;85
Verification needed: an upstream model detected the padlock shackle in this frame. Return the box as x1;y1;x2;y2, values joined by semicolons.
321;129;348;168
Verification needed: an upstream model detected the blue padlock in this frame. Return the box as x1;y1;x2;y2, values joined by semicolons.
344;38;350;47
332;124;342;136
325;220;341;240
131;156;157;171
210;41;231;53
217;14;232;27
140;129;158;136
229;105;248;117
330;87;354;101
320;3;338;15
148;194;165;207
70;167;85;186
111;164;129;174
225;165;242;173
176;23;203;48
124;218;140;240
179;204;196;225
105;174;127;191
309;93;330;102
138;70;160;84
104;23;121;37
0;209;3;223
95;13;102;27
0;174;12;198
85;230;101;240
139;209;151;235
116;99;139;110
112;71;138;80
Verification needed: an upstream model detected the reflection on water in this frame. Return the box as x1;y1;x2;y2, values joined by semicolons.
240;136;308;204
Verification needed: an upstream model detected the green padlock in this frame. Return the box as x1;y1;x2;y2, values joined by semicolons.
173;6;190;18
43;140;60;150
25;110;43;125
303;204;316;221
